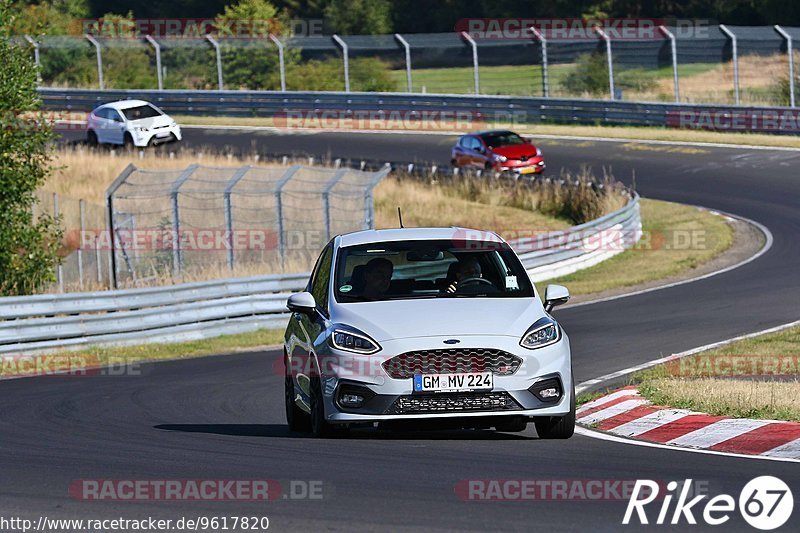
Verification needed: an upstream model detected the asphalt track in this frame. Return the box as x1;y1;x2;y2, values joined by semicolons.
4;128;798;531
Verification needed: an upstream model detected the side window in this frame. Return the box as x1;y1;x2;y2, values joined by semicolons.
458;136;469;148
309;243;334;316
471;137;484;151
108;109;123;122
94;108;108;119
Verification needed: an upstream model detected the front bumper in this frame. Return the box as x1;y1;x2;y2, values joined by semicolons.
317;334;572;423
133;126;182;147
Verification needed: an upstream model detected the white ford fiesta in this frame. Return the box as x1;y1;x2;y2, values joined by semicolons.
86;99;182;148
283;227;575;438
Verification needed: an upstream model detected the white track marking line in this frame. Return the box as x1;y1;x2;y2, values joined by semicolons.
609;409;694;437
563;210;773;310
577;388;639;414
576;399;648;425
666;419;772;448
576;319;800;395
761;438;800;459
574;427;800;463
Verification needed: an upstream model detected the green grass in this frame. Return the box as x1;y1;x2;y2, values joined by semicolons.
538;198;734;296
0;328;284;378
631;326;800;422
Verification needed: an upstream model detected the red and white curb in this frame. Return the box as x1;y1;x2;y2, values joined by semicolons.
577;386;800;460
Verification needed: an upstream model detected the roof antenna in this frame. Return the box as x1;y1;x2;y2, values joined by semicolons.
397;207;404;228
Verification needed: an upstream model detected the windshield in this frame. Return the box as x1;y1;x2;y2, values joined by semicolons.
480;131;525;147
121;105;162;121
333;239;534;303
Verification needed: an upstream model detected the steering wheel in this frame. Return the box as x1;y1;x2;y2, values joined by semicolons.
457;277;494;289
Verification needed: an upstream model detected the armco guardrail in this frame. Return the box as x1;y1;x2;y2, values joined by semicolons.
0;195;639;356
40;88;800;134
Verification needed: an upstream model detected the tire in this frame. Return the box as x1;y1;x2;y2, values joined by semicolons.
284;359;310;432
310;376;347;438
123;132;134;151
86;130;98;147
495;416;528;433
534;384;575;439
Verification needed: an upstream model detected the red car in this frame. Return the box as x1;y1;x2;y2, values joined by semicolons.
451;130;545;175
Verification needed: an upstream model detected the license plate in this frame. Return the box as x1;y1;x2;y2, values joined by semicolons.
156;131;171;138
519;166;537;174
413;372;493;392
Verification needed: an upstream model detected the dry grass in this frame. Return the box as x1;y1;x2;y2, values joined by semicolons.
635;326;800;422
542;199;734;295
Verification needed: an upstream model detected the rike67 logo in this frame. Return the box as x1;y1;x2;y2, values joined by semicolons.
623;476;793;530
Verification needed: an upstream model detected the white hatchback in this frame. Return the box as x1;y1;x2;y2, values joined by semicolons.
283;227;575;438
86;100;182;148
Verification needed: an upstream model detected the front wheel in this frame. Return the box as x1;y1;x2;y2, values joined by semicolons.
86;130;98;146
534;385;575;439
285;364;310;432
310;376;346;438
123;132;135;151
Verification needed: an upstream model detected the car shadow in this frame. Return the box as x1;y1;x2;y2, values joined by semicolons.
154;423;537;440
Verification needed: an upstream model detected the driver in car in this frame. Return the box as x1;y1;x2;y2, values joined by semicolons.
361;258;394;300
444;257;496;294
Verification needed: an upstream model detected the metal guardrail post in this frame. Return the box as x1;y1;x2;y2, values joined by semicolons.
78;199;85;290
322;169;348;241
775;25;795;107
268;34;286;92
364;164;391;229
332;34;350;92
720;25;740;105
594;27;615;100
394;34;413;92
223;165;251;271
528;27;548;98
205;35;224;91
53;193;63;292
460;32;480;94
144;35;163;91
24;35;41;84
84;34;104;90
659;25;680;102
274;165;301;262
169;164;199;275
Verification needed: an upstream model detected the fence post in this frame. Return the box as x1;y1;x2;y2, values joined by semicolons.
53;193;63;292
460;31;480;94
719;25;740;105
78;199;85;290
205;35;224;90
659;25;680;102
594;27;615;100
169;164;199;276
223;165;251;271
24;35;41;84
528;27;548;98
268;33;286;92
274;165;301;265
364;164;391;229
144;35;163;90
105;164;137;289
84;34;104;90
394;33;413;92
775;25;795;107
322;169;348;241
332;34;350;92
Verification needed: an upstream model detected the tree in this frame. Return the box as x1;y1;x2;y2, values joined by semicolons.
324;0;391;35
0;0;62;295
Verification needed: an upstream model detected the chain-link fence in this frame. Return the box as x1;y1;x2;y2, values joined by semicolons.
106;163;389;288
15;25;800;106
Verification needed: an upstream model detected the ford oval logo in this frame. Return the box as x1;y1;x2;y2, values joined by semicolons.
443;339;460;344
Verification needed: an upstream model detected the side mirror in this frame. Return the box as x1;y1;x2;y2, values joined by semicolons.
544;284;570;312
287;292;316;315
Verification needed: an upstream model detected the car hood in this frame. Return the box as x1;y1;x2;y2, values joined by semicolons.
490;143;539;159
330;297;546;342
128;114;173;129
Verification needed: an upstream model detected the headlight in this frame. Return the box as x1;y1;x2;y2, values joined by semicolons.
520;317;560;349
491;153;507;163
535;147;542;157
135;127;149;132
331;327;381;355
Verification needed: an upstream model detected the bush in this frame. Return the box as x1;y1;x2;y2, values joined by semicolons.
562;52;658;97
0;0;62;295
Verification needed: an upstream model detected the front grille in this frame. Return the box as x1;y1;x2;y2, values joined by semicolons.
382;349;522;379
386;392;520;415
